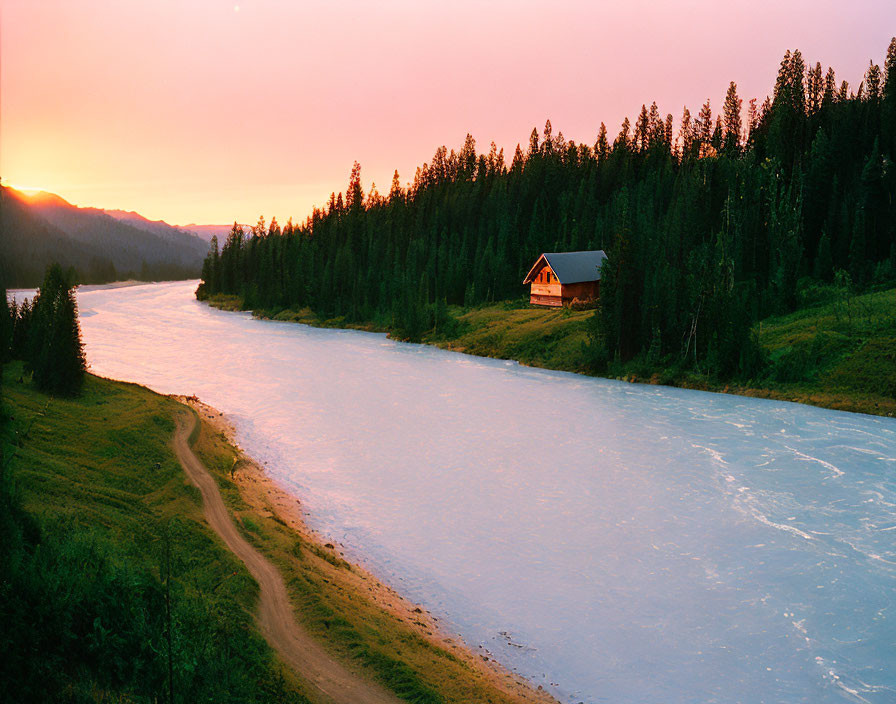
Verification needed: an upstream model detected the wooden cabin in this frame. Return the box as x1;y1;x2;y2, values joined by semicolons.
523;250;607;307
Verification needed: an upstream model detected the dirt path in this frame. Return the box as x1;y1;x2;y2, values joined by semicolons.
172;411;402;704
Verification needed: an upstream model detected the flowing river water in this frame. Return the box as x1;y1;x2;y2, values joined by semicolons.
26;280;896;703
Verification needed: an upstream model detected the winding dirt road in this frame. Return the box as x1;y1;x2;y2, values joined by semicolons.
173;411;401;704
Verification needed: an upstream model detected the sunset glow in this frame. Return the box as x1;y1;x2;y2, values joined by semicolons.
2;0;894;225
6;184;44;195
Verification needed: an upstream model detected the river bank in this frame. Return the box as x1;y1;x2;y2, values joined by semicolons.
181;393;557;704
0;361;555;703
201;286;896;418
69;280;896;703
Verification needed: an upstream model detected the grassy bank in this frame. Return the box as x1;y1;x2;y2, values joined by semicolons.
203;285;896;417
0;362;310;703
0;363;550;704
753;285;896;415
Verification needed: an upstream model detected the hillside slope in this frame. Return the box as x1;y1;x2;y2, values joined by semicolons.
104;207;210;251
0;187;207;287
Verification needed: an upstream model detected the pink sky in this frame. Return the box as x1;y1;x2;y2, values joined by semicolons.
2;0;893;226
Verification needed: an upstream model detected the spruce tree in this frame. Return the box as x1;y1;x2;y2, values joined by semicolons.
0;286;8;403
28;264;86;397
0;288;10;364
722;82;743;153
594;123;609;161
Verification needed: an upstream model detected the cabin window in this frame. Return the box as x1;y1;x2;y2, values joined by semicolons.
546;270;551;283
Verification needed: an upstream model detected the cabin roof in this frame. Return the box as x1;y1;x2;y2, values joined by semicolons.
523;250;608;284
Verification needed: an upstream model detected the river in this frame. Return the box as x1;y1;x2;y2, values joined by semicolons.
46;280;896;702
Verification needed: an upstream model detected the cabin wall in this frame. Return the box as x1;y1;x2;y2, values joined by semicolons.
529;282;562;297
529;281;563;306
560;281;599;302
529;280;599;307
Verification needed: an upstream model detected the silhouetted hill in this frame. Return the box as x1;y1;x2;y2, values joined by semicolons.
0;187;208;287
103;209;210;254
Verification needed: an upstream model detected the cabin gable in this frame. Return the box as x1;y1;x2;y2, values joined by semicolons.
527;261;563;306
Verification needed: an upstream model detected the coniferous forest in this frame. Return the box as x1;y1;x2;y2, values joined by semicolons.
197;41;896;381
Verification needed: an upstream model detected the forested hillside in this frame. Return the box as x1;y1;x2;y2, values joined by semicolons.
197;40;896;380
103;208;213;249
1;187;207;287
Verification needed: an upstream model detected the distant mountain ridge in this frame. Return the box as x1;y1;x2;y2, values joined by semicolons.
0;186;210;288
183;223;247;243
102;208;207;245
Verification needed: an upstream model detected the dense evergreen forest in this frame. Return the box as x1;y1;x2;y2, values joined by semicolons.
198;41;896;380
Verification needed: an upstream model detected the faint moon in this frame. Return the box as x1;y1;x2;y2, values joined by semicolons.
234;5;240;11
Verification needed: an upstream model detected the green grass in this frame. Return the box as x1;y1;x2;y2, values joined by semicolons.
0;363;310;703
423;302;593;372
755;285;896;415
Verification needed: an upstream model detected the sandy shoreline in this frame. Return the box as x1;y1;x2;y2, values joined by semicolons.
176;394;557;704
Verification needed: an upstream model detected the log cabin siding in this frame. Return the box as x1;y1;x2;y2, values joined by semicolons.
528;270;563;305
560;281;600;301
529;282;562;297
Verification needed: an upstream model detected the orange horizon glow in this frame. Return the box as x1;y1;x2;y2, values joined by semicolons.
5;183;45;196
2;0;893;227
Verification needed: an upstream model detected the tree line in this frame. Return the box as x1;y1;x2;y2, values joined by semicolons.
2;264;87;398
197;40;896;379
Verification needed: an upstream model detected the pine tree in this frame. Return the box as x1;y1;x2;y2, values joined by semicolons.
0;288;6;402
865;62;882;101
678;107;693;158
789;50;807;116
594;123;609;161
346;162;364;211
648;102;662;145
746;99;759;145
542;120;554;154
28;264;86;396
389;170;403;202
884;38;896;153
614;117;631;150
722;82;742;153
511;145;525;172
773;51;793;107
527;127;540;156
807;62;823;113
634;105;650;152
838;80;850;102
823;67;837;106
664;113;674;147
885;37;896;99
696;100;713;151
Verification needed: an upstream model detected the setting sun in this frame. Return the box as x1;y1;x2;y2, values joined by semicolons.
6;183;44;195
